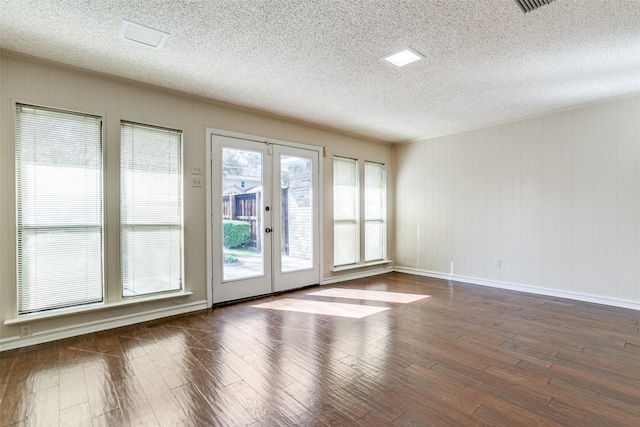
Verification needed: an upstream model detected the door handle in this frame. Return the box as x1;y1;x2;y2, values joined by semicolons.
265;228;272;233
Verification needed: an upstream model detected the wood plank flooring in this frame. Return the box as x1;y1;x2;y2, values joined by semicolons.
1;272;640;426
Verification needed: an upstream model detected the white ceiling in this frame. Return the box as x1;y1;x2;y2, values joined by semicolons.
1;1;639;143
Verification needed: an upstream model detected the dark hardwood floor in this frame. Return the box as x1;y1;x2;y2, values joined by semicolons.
1;272;640;426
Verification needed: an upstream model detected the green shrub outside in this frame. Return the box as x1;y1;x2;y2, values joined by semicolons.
223;220;251;248
223;251;238;264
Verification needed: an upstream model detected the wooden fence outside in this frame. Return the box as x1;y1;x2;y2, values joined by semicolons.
222;190;289;253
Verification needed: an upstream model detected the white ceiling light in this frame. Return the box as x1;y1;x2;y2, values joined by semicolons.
119;19;169;49
382;48;423;68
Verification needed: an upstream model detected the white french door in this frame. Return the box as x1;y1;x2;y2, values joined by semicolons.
210;133;320;304
271;144;320;292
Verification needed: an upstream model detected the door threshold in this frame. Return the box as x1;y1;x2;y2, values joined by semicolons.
212;283;320;309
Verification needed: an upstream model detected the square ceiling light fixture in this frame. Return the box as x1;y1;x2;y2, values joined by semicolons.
119;19;169;49
383;48;423;68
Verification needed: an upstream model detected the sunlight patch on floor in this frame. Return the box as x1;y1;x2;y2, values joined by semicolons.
308;288;430;303
251;298;390;318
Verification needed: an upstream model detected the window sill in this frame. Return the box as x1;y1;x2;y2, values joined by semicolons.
331;260;393;272
4;291;193;325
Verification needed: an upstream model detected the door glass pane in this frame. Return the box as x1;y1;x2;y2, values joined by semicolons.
222;148;263;281
280;155;313;272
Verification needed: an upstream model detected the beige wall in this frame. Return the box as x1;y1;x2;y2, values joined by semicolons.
0;52;394;345
396;96;640;306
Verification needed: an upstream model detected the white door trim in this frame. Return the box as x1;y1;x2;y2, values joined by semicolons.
205;128;323;307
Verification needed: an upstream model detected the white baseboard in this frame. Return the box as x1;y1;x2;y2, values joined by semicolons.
322;266;394;285
0;300;209;352
395;267;640;312
393;266;452;281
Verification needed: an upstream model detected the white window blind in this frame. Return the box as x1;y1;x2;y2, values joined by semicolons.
16;105;104;314
365;161;386;262
120;122;183;297
333;156;358;266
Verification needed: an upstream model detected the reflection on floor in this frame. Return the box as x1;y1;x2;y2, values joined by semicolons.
252;288;430;318
251;298;390;318
308;288;430;303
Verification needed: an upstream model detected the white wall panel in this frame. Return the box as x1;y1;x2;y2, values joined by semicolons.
620;97;640;301
204;103;228;131
422;138;434;271
267;117;285;140
463;132;476;277
592;103;619;298
396;94;640;306
171;97;192;131
144;90;170;125
485;126;501;282
436;136;454;274
571;107;595;295
510;122;523;284
6;57;24;99
395;143;418;267
560;111;574;292
410;142;422;269
541;113;563;290
471;129;487;279
78;74;106;114
117;84;143;120
23;61;48;103
451;132;468;276
637;97;640;302
499;123;515;283
519;118;544;287
48;66;78;109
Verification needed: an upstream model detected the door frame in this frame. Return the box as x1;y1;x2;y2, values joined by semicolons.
205;128;323;307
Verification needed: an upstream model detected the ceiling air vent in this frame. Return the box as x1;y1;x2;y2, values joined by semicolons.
514;0;555;13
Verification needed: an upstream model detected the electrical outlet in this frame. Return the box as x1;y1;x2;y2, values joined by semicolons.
191;164;203;175
495;259;502;268
20;324;32;338
191;175;203;187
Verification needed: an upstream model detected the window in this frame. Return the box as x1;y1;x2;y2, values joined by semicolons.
16;105;103;314
333;157;387;268
120;122;183;297
364;161;386;262
333;157;358;266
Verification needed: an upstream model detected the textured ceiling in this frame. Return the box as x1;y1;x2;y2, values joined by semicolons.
1;1;639;143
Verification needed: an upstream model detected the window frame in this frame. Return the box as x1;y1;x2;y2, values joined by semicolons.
333;156;388;269
333;156;360;267
15;103;105;315
364;160;387;263
120;120;184;298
